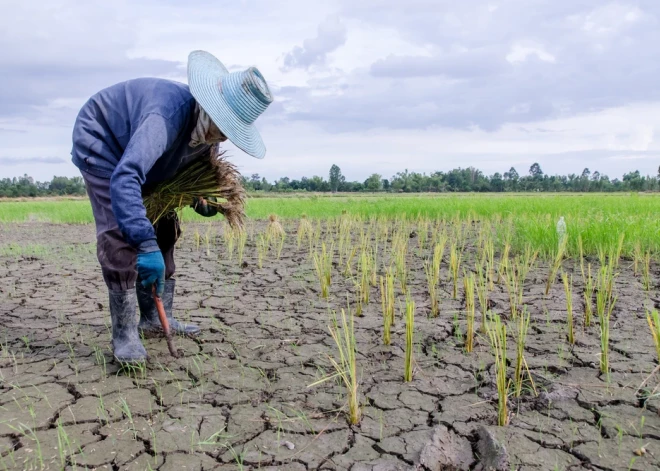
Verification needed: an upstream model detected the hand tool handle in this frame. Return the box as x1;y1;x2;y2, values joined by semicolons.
152;286;179;358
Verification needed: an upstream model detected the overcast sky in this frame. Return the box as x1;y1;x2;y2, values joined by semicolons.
2;0;660;182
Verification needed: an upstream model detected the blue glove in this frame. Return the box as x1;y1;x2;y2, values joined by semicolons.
137;251;165;296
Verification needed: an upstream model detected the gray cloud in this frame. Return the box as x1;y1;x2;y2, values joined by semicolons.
0;1;183;118
283;16;347;70
0;157;66;165
277;1;660;132
370;48;508;79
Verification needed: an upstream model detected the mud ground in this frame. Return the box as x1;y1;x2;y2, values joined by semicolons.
1;221;660;471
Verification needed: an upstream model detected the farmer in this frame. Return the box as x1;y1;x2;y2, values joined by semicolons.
70;50;272;363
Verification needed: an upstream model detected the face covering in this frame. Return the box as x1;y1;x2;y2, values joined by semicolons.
190;103;226;147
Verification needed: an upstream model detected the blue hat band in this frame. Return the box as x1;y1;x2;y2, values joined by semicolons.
221;69;272;125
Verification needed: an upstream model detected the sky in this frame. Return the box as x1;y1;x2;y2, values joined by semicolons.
1;0;660;183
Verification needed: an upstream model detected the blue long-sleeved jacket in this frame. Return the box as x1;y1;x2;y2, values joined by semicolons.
71;78;210;253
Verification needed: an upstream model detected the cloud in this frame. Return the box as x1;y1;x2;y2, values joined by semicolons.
370;48;508;78
0;157;66;165
0;1;182;118
2;0;660;181
282;16;347;70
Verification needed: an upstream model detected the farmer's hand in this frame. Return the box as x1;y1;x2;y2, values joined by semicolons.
137;251;166;296
191;196;218;217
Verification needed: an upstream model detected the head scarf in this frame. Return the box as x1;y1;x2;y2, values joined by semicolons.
190;103;226;148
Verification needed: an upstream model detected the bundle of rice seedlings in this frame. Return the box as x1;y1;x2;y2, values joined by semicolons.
266;214;285;240
143;145;246;228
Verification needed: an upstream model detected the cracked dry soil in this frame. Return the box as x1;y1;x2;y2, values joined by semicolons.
1;221;660;471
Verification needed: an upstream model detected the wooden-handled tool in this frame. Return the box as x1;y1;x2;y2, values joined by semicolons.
152;286;179;358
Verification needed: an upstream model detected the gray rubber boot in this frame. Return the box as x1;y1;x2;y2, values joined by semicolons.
109;288;147;363
137;279;200;336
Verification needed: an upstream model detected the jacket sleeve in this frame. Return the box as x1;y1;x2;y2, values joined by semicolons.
110;113;180;253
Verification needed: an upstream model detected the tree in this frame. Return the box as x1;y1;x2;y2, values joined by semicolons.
529;163;543;178
329;165;345;193
364;174;383;192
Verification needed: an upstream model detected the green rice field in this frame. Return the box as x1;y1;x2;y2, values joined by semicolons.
1;193;659;258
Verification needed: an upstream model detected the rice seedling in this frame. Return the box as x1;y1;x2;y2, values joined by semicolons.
404;293;415;382
194;227;201;252
236;229;247;265
308;308;361;425
545;237;567;295
504;256;520;318
578;234;586;280
513;307;531;398
266;214;286;259
297;214;314;249
223;224;236;259
143;147;246;228
464;273;476;353
584;264;595;327
475;261;490;333
562;272;575;345
487;313;509;426
313;242;333;299
595;261;615;321
646;309;660;363
417;217;430;253
642;250;652;292
449;243;462;300
204;224;212;256
424;261;439;318
496;242;511;285
516;244;538;305
380;270;396;344
598;294;617;379
393;231;409;292
256;234;268;268
358;248;372;304
633;241;642;276
483;237;495;289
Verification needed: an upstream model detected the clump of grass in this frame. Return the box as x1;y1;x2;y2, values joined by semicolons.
513;307;531;398
487;314;509;426
404;294;415;382
464;274;476;353
562;272;575;345
309;308;361;425
646;309;660;363
380;270;396;345
313;242;333;299
449;243;462;300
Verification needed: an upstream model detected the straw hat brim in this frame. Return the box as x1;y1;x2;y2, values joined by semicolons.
187;50;266;159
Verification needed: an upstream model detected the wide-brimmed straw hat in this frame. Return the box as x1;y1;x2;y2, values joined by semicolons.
187;50;273;159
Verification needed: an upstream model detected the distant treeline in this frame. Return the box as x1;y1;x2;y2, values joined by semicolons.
2;162;659;197
244;163;659;193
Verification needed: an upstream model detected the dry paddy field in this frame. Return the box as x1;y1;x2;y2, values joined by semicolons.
2;197;660;470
